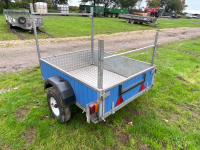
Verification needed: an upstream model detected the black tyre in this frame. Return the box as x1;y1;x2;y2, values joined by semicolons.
131;20;135;24
47;87;71;123
18;16;26;24
140;22;143;24
7;22;12;29
126;19;130;23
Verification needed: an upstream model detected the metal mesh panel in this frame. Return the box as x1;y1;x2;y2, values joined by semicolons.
42;50;92;72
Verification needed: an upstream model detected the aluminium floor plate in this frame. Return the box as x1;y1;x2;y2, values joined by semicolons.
68;65;127;89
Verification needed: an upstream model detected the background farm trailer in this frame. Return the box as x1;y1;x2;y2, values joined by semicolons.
30;3;159;124
162;12;178;18
104;8;128;18
79;5;128;17
3;9;43;30
118;14;159;26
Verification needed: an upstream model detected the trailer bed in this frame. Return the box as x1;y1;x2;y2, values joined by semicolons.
3;9;43;30
118;13;159;26
40;49;153;90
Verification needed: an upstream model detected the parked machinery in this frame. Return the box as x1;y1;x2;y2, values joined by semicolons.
79;5;104;16
118;13;159;26
30;3;159;124
3;9;43;30
162;12;178;18
143;7;163;17
104;8;128;18
79;5;128;17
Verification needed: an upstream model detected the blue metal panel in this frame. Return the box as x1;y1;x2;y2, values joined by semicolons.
104;69;153;113
40;61;97;108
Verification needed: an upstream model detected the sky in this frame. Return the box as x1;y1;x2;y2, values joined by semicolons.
68;0;200;14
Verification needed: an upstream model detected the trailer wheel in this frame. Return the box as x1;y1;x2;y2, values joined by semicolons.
126;19;130;23
47;87;71;123
9;24;12;29
7;22;12;29
140;22;143;24
130;20;135;24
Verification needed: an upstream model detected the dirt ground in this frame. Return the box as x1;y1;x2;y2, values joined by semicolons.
0;27;200;72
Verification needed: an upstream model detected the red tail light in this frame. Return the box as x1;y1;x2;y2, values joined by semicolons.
89;103;98;115
139;83;145;92
116;96;124;106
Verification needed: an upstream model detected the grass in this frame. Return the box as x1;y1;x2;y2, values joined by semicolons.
0;15;18;40
0;38;200;149
0;14;200;40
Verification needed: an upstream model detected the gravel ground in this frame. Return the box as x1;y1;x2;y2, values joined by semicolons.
1;27;200;72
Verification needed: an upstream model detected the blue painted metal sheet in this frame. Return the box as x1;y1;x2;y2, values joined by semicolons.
40;61;97;108
104;69;153;113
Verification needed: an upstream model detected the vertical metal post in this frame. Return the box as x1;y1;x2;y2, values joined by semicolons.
151;32;159;66
30;3;41;60
98;40;104;89
90;7;94;64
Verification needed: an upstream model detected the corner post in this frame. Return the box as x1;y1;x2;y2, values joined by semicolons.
98;40;104;89
90;7;94;64
30;3;41;60
151;32;159;66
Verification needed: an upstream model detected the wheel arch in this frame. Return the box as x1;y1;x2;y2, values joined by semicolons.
44;76;76;106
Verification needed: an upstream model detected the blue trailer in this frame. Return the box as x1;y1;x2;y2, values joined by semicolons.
30;4;158;123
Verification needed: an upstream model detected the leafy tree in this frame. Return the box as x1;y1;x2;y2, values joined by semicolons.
97;0;116;8
160;0;187;12
146;0;160;8
116;0;139;9
80;0;116;8
0;0;10;9
80;0;139;9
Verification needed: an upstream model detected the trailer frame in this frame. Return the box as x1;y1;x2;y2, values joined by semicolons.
3;9;43;30
118;13;159;26
30;3;159;124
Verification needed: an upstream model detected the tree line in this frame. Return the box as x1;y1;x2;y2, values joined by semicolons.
0;0;187;13
81;0;187;12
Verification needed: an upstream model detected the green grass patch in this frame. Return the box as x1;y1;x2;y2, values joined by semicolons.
0;38;200;149
0;15;200;40
0;15;18;40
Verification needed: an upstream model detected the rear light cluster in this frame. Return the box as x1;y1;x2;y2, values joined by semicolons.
89;103;98;115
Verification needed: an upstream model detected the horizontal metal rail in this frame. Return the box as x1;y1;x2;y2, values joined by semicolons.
104;45;155;60
3;9;29;13
32;12;92;16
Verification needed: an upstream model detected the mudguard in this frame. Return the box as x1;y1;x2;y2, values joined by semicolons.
44;76;76;106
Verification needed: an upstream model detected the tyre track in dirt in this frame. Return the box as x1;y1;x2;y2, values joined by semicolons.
1;27;200;72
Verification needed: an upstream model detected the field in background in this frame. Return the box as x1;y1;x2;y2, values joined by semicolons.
0;38;200;149
0;15;200;40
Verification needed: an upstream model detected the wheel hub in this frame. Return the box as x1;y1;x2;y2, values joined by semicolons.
50;97;60;116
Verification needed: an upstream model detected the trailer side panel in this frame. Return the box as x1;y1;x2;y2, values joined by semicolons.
40;61;97;109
